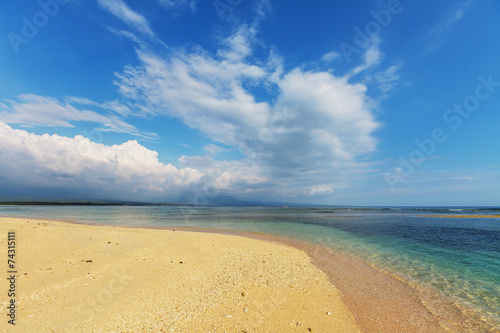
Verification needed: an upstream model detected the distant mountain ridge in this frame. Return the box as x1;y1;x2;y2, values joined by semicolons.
0;195;322;207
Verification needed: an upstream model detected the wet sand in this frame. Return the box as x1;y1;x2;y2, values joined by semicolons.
274;237;498;333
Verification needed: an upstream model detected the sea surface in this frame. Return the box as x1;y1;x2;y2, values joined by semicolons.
1;205;499;327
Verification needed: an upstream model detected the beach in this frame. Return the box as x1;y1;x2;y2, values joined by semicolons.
0;212;498;333
0;217;359;332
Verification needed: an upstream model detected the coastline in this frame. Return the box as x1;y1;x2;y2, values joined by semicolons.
0;216;497;332
277;237;499;333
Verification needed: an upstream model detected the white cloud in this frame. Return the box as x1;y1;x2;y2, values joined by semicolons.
350;39;383;76
114;25;380;191
321;51;341;63
177;155;269;191
0;122;201;201
204;144;227;156
96;0;153;36
424;1;474;54
0;94;154;139
429;1;472;37
265;69;379;173
114;26;270;147
159;0;197;12
0;121;274;202
217;25;257;62
106;27;146;46
374;61;404;93
303;184;334;197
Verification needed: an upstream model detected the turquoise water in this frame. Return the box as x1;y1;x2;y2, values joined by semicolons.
1;205;499;325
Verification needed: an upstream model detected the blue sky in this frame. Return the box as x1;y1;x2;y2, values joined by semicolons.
0;0;499;205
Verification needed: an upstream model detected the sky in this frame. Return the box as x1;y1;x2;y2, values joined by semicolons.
0;0;499;206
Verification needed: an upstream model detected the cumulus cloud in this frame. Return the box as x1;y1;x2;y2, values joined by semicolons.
114;24;381;192
115;25;270;147
265;70;379;172
0;122;275;202
177;155;269;195
0;122;200;201
96;0;153;36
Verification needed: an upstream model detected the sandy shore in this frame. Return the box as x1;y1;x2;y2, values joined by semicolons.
0;217;359;332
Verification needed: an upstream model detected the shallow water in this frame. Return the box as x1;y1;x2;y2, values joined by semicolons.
1;205;499;327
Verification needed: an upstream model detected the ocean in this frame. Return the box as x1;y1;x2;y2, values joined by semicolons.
1;205;499;328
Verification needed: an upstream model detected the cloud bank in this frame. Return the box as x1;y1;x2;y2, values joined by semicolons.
0;122;200;201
